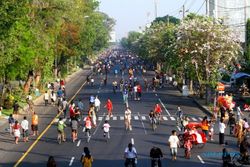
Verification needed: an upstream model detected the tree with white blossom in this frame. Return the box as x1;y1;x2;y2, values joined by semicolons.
176;15;243;101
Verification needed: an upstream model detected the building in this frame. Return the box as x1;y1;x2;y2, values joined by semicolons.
109;31;116;43
208;0;250;42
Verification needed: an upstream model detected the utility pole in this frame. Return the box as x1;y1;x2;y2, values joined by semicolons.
154;0;158;19
206;0;209;16
180;5;189;19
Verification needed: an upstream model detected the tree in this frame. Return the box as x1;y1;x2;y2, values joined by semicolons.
176;15;242;102
153;15;180;25
246;19;250;62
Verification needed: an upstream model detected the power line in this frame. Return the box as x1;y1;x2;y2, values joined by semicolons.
196;0;206;14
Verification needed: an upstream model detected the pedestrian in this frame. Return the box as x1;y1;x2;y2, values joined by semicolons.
77;99;84;114
219;118;226;145
8;114;15;135
94;96;101;113
168;130;180;160
150;146;163;167
133;85;137;100
50;90;56;105
176;106;183;126
236;105;243;121
57;117;66;142
13;101;19;115
182;116;189;131
102;120;111;139
47;156;57;167
201;116;209;138
88;106;96;128
104;98;113;118
62;98;68;118
31;112;39;136
220;106;226;120
12;120;21;144
209;119;215;141
21;116;29;142
71;118;78;143
81;147;93;167
44;91;49;106
124;107;132;131
123;89;129;106
69;102;75;120
234;120;244;147
137;84;142;100
227;112;236;135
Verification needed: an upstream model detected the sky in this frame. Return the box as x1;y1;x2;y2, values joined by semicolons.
98;0;206;40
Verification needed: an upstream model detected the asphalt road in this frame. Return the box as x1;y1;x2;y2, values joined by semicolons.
0;58;242;167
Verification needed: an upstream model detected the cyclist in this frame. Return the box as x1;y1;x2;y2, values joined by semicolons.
150;146;163;167
154;104;162;124
125;107;132;131
176;106;183;127
57;117;66;143
102;120;111;140
124;143;137;167
149;110;157;130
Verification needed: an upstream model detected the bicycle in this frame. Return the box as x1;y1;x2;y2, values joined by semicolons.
150;117;157;131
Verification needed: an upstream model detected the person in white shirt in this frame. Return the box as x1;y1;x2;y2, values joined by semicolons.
102;120;110;139
21;116;29;142
133;85;137;100
44;91;49;106
219;118;226;145
168;130;180;160
124;107;132;131
94;96;101;113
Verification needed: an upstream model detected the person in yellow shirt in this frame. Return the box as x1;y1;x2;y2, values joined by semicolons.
201;116;209;137
81;147;93;167
31;112;39;136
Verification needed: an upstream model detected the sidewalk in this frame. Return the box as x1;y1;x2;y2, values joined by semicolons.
0;66;92;129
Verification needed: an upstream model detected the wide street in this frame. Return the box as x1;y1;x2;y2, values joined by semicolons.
0;54;242;167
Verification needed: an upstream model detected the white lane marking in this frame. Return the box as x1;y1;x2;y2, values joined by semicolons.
131;138;134;145
106;116;110;120
199;117;203;121
113;116;117;120
163;116;168;121
138;113;147;135
192;117;198;121
93;113;105;136
77;140;81;147
134;116;139;120
98;117;103;121
170;117;175;121
69;157;75;166
177;126;181;131
120;116;124;120
141;116;146;120
197;155;205;164
97;90;100;93
158;98;171;116
155;94;158;96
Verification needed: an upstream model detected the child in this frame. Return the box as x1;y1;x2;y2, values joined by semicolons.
184;136;192;159
102;120;111;139
209;119;215;141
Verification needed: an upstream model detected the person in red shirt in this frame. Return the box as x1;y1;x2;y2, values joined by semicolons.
137;84;142;101
69;103;75;120
154;103;162;123
12;121;21;144
104;98;113;118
